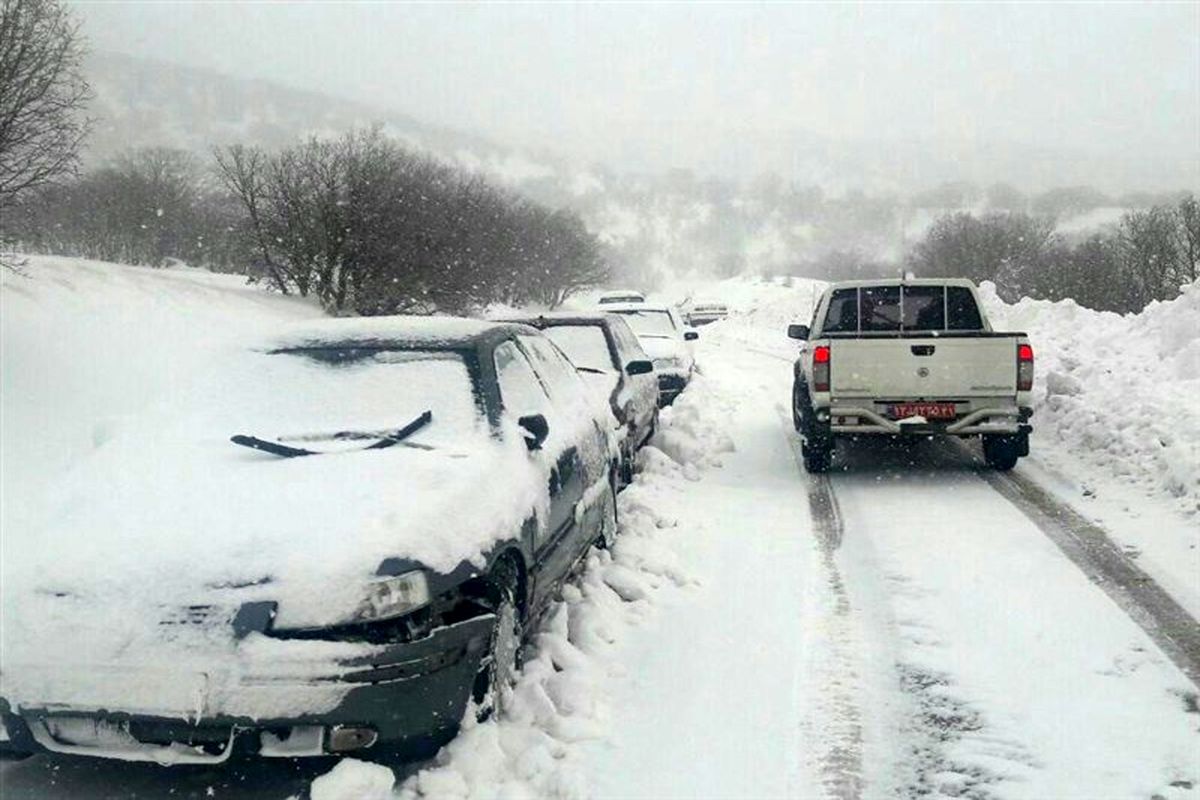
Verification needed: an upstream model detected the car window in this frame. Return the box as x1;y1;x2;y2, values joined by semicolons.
902;285;946;331
823;288;859;333
612;309;677;338
608;317;648;361
494;339;551;417
947;286;984;330
543;325;617;372
263;348;481;448
518;334;590;407
860;285;901;332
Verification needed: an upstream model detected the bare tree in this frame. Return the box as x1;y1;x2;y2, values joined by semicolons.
907;212;1056;300
1119;205;1181;308
1174;195;1199;285
213;144;290;291
0;0;92;217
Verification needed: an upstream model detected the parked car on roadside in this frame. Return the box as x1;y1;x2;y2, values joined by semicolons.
603;303;698;405
685;301;729;326
597;289;646;305
498;313;658;486
788;278;1034;472
0;317;618;765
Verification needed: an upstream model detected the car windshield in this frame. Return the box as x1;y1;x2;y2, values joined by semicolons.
599;295;643;304
612;309;677;338
248;348;483;449
543;325;616;373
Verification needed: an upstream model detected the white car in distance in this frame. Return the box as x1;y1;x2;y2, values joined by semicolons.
597;289;646;305
603;303;698;405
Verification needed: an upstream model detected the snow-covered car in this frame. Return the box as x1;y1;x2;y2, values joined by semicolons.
788;279;1034;472
0;317;618;765
685;302;729;326
500;313;658;486
597;289;646;305
603;303;698;405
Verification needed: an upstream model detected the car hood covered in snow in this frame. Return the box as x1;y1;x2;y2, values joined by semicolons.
0;339;542;681
637;335;692;370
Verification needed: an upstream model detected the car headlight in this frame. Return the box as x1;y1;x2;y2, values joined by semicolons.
349;570;431;624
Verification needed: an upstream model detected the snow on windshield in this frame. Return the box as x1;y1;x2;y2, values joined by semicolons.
542;325;616;373
260;348;480;448
613;309;677;338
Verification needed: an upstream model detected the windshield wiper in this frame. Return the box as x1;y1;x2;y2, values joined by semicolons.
574;366;610;375
231;410;433;459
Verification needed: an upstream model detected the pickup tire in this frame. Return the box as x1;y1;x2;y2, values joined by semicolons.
793;381;833;473
982;434;1023;471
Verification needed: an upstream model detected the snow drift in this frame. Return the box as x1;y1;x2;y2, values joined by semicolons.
979;279;1200;513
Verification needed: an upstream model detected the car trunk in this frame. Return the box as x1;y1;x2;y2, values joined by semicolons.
829;336;1019;400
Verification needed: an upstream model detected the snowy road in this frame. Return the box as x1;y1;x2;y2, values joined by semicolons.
574;338;1200;799
2;334;1198;800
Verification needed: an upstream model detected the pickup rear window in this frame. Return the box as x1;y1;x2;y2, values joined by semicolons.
821;285;984;334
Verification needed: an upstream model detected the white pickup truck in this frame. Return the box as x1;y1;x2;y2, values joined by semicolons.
789;278;1033;472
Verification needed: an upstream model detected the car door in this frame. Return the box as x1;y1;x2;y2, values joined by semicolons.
609;318;657;441
517;334;609;567
493;339;579;598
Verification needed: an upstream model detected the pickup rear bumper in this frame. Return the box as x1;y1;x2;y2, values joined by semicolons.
822;405;1032;436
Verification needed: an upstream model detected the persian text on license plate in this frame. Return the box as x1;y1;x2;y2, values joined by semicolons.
889;402;956;420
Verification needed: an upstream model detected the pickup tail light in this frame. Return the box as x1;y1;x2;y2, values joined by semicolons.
1017;343;1034;391
813;345;831;392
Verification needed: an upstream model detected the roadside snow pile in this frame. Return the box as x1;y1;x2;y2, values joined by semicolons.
393;379;731;800
979;280;1200;512
0;255;318;526
310;759;396;800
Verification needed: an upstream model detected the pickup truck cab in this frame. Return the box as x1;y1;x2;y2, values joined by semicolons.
789;278;1033;472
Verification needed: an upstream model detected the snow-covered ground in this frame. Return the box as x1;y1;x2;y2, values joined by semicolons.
661;274;1200;616
1;256;321;533
2;258;1198;799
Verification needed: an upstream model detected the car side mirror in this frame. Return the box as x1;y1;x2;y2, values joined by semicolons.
787;324;810;340
625;359;653;375
518;414;549;451
684;330;699;341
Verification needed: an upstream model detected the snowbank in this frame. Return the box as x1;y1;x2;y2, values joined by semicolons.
391;378;730;799
1;256;319;526
310;759;396;800
979;280;1200;513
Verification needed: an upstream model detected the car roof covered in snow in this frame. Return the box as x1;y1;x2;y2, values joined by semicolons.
266;315;536;351
495;311;617;328
823;278;980;290
599;302;677;315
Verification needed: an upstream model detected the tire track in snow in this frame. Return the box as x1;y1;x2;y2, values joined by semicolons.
776;405;865;800
979;461;1200;690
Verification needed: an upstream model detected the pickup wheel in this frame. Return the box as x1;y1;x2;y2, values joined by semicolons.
982;434;1022;471
802;440;832;473
794;382;833;472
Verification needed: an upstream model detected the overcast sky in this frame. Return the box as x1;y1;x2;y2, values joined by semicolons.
75;2;1199;179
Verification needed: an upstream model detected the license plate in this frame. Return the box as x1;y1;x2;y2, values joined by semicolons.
889;402;956;420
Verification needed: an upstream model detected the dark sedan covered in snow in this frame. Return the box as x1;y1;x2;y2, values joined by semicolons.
498;312;658;485
0;317;617;764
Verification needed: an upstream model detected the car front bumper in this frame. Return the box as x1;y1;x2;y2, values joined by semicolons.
0;615;494;764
